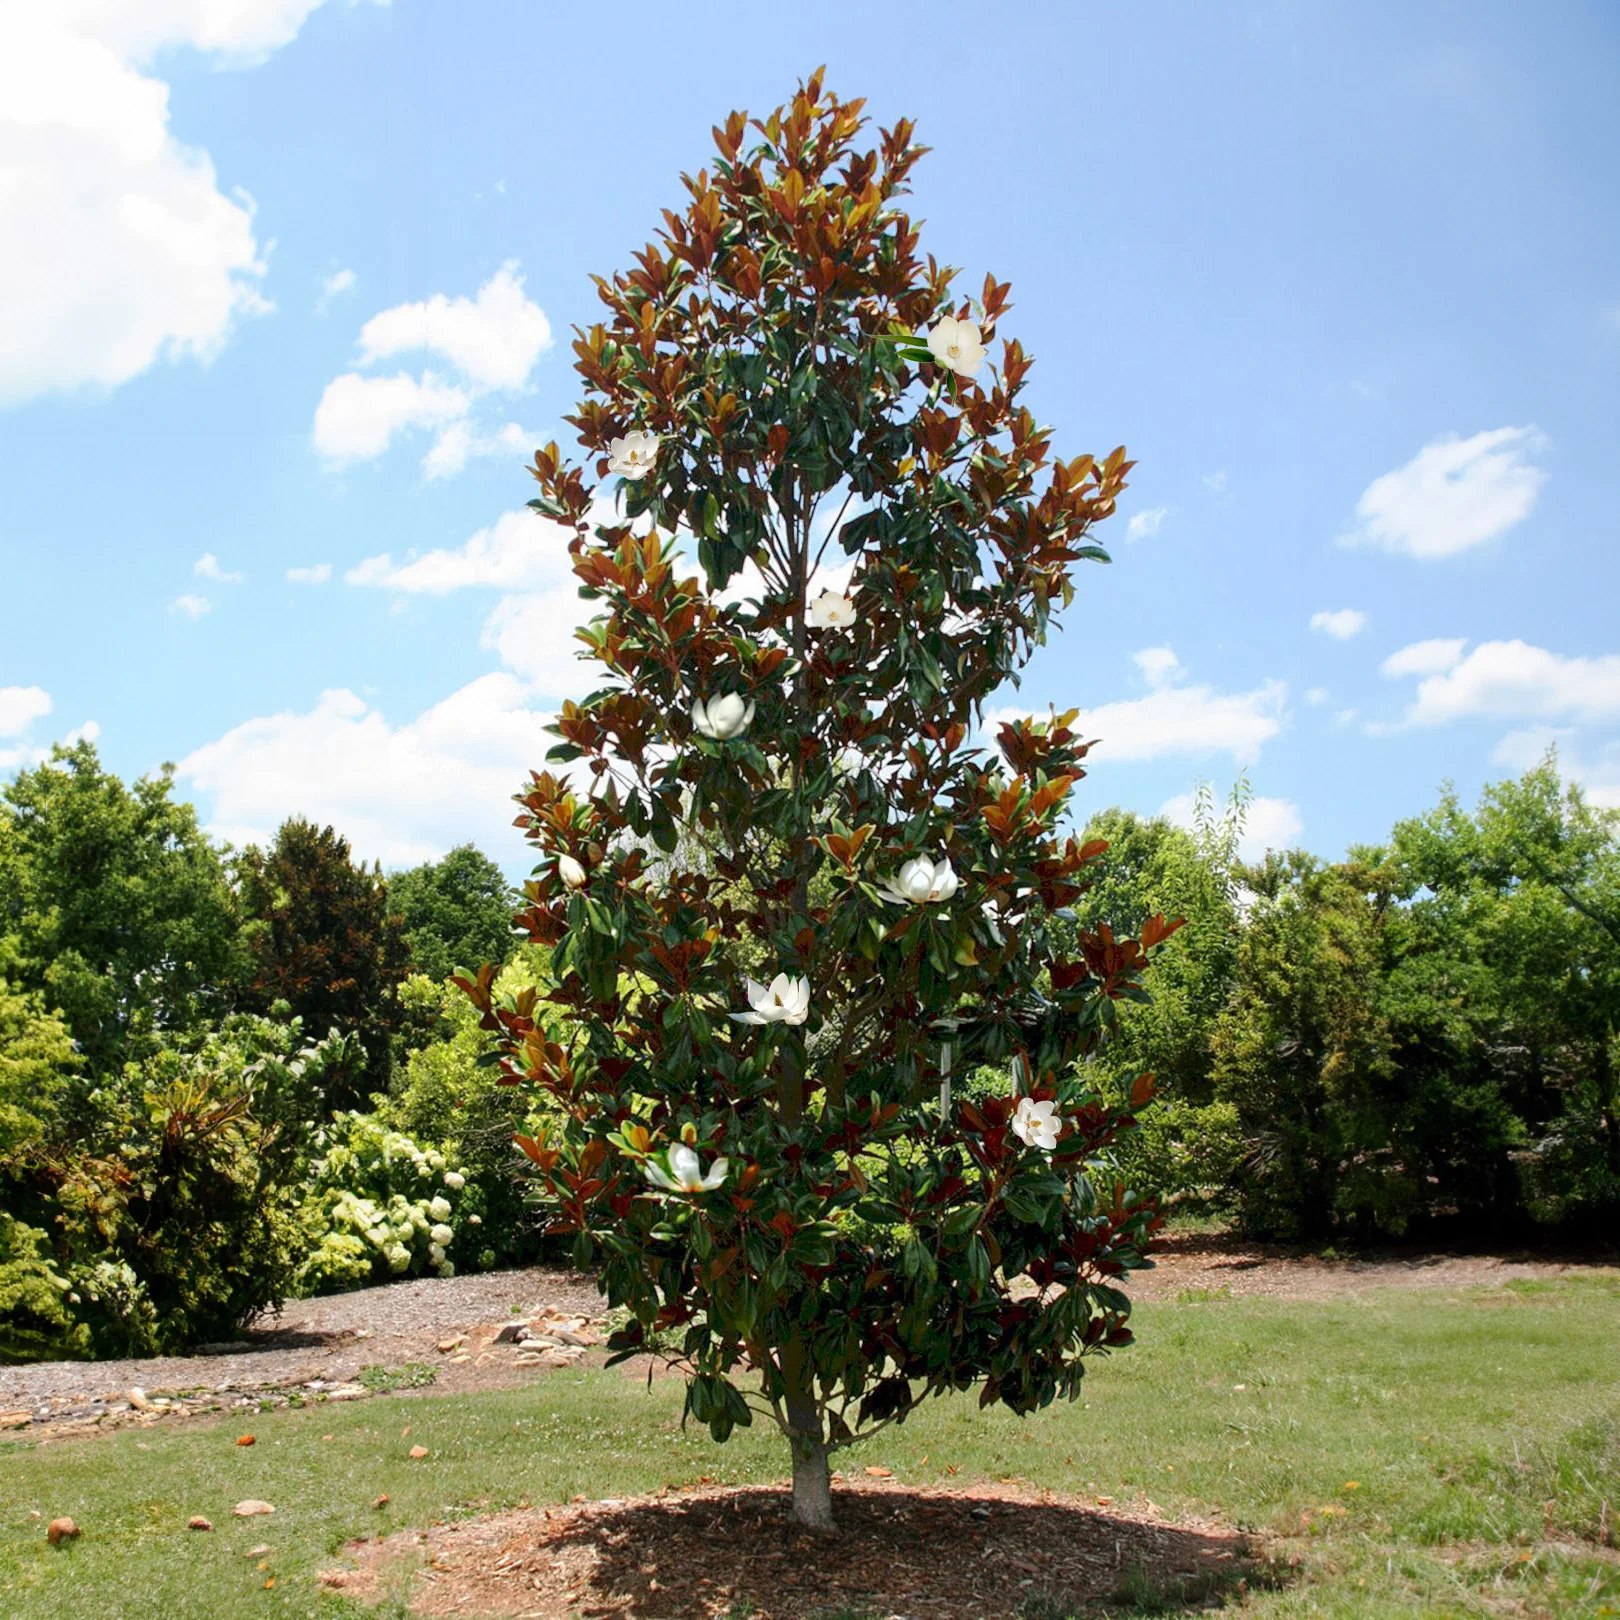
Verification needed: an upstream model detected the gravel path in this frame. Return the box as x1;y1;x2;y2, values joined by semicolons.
5;1236;1613;1435
0;1265;604;1424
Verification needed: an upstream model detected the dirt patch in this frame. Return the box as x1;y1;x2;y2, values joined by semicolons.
1130;1230;1620;1303
332;1481;1268;1618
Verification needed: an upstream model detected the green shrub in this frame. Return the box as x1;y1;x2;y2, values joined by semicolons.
296;1113;474;1293
383;951;563;1265
0;1214;87;1361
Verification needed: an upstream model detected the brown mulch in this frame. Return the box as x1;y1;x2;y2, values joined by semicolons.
332;1480;1270;1618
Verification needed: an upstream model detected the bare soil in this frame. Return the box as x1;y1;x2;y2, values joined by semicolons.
328;1479;1271;1618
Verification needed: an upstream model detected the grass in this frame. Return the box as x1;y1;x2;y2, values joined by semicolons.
2;1274;1618;1617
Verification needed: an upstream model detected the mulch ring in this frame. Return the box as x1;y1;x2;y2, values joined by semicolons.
330;1479;1273;1617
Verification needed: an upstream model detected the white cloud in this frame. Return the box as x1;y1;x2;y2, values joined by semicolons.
990;673;1286;768
1310;608;1366;640
422;418;530;481
1133;646;1181;688
194;551;242;584
169;593;211;618
1304;686;1330;706
480;590;592;698
0;686;53;737
1203;470;1228;493
1334;708;1358;727
312;371;468;464
347;508;573;594
0;4;369;405
312;263;550;473
356;262;550;392
176;675;562;868
286;562;332;584
1339;427;1546;559
1492;725;1620;810
1390;639;1620;728
1160;790;1303;863
1380;638;1467;678
316;267;356;312
1126;506;1167;542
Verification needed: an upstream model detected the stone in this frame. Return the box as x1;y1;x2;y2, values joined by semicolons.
435;1335;465;1353
188;1517;213;1532
492;1322;528;1344
0;1411;31;1429
233;1500;275;1517
128;1388;154;1411
408;1444;429;1459
246;1544;270;1558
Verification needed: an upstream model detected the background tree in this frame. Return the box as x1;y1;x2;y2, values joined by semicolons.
236;818;410;1108
388;843;517;983
0;741;242;1074
464;75;1173;1530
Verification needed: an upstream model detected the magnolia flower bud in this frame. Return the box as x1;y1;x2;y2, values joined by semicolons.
556;854;587;888
691;693;756;740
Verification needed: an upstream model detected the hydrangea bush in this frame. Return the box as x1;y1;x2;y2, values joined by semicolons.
462;74;1179;1530
297;1114;474;1293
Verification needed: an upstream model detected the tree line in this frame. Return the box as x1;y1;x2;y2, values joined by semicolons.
1;739;1614;1362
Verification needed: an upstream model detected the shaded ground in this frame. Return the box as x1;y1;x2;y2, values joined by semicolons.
1128;1227;1620;1302
0;1267;604;1433
332;1480;1270;1618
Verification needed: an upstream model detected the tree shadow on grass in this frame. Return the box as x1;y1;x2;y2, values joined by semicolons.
348;1481;1283;1618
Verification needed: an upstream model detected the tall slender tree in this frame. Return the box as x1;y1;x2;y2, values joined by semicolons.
462;74;1175;1530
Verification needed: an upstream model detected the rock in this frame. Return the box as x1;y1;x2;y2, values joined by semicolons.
46;1518;80;1544
326;1384;369;1401
246;1544;271;1558
188;1516;213;1532
0;1411;31;1429
233;1500;275;1517
543;1327;591;1347
408;1444;429;1459
448;1352;472;1364
435;1334;465;1353
235;1434;256;1447
492;1322;528;1344
318;1570;348;1588
128;1388;154;1411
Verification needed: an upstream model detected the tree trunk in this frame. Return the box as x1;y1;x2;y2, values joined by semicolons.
785;1384;835;1533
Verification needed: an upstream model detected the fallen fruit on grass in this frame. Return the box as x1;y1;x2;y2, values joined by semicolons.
233;1500;275;1517
408;1445;428;1459
46;1518;79;1545
374;1494;390;1508
246;1544;270;1558
188;1516;213;1532
235;1434;255;1446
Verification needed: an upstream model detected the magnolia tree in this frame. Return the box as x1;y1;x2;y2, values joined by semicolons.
460;73;1179;1531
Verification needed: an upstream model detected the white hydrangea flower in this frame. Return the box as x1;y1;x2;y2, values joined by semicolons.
437;1260;456;1278
385;1243;411;1274
443;1171;466;1191
428;1242;445;1264
428;1196;451;1221
430;1223;453;1246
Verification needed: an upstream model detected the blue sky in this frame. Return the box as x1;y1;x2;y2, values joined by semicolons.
3;0;1618;874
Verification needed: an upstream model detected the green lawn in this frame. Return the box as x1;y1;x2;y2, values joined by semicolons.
3;1275;1618;1618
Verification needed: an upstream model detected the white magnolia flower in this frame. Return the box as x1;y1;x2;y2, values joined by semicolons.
691;692;755;740
926;314;988;378
880;854;959;906
430;1223;453;1246
443;1170;466;1191
806;590;857;629
607;429;659;479
645;1143;729;1194
428;1196;452;1221
1011;1096;1061;1152
731;972;811;1026
556;854;587;888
